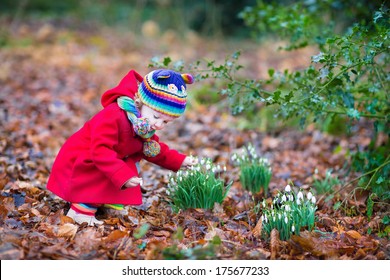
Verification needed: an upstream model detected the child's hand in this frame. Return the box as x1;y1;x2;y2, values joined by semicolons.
181;156;198;168
122;177;143;189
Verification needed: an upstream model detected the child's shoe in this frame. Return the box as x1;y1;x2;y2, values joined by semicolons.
66;208;104;226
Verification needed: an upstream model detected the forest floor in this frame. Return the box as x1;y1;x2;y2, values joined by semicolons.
0;20;389;260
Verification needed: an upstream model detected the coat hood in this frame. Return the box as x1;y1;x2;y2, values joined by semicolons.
101;70;143;107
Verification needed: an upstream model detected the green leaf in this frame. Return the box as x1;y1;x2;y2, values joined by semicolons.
133;223;150;239
163;56;172;67
268;68;275;77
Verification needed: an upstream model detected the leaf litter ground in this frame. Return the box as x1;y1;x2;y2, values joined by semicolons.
0;22;389;260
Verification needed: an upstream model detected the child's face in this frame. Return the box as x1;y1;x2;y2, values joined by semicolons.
140;105;175;130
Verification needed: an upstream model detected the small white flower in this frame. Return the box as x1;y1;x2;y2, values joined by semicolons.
206;164;211;170
292;225;295;232
289;194;294;201
278;213;282;220
297;191;304;201
284;216;288;224
264;215;268;223
296;199;301;206
285;205;290;211
284;185;291;192
262;200;266;208
307;191;313;200
223;166;227;172
282;195;287;202
311;196;317;204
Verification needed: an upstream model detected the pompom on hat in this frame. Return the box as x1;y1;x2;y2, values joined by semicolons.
138;69;194;118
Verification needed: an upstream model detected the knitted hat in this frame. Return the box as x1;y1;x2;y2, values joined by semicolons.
138;69;194;118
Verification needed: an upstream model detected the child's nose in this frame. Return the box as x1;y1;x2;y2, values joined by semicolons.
154;121;165;130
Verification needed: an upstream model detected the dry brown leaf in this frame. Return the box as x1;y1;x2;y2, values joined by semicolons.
252;219;262;238
346;230;362;240
57;223;78;239
270;228;279;260
105;230;129;242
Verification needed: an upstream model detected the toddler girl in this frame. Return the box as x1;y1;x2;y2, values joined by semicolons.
47;69;197;225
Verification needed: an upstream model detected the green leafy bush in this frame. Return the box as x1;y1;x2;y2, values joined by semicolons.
167;157;232;211
259;185;317;241
231;144;272;195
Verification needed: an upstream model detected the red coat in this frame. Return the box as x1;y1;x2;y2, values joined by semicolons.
47;70;186;205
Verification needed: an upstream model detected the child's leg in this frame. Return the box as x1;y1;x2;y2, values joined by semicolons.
67;203;103;226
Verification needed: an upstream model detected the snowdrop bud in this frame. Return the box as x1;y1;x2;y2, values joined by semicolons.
285;185;291;192
278;213;282;220
206;164;211;170
284;216;288;224
223;166;227;172
262;200;266;208
289;194;294;201
282;195;287;202
296;199;301;206
311;196;317;204
307;192;313;200
292;225;295;232
264;215;268;223
285;205;290;211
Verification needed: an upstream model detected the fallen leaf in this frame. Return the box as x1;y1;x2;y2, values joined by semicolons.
346;230;362;240
252;219;262;238
270;228;279;260
57;223;78;239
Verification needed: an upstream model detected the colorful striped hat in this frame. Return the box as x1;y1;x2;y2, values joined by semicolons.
138;69;194;117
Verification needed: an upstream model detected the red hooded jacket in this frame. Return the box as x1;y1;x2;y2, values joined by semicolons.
47;70;186;205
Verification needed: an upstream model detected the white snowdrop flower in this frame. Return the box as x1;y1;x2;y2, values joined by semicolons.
311;196;317;204
223;166;227;172
315;168;319;174
166;189;170;195
262;200;266;208
292;225;295;232
273;216;276;222
264;215;268;223
289;194;294;201
261;215;264;222
206;164;211;170
271;211;275;217
284;216;288;224
282;195;287;202
200;158;205;165
284;185;291;192
296;199;301;206
307;192;313;200
285;204;290;211
297;191;304;201
278;213;282;220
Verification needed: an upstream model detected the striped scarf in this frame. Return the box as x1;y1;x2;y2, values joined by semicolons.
117;96;161;157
